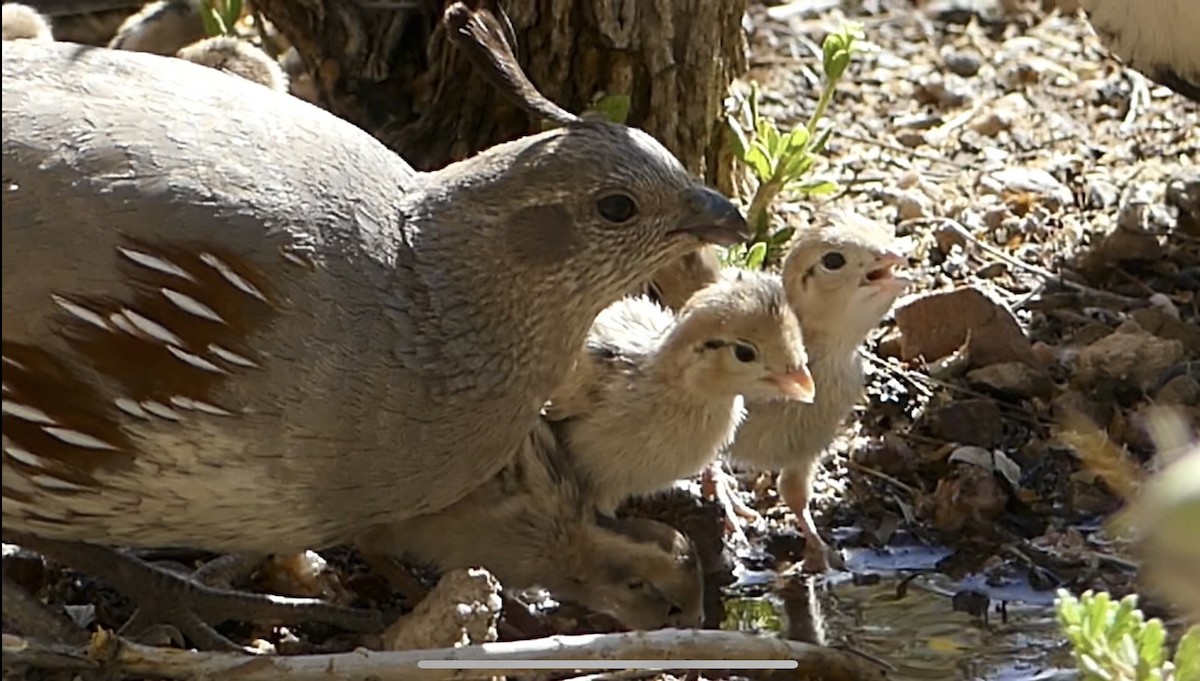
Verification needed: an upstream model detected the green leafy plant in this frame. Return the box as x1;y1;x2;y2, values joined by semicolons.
1055;589;1199;681
722;22;864;269
200;0;243;38
587;92;632;125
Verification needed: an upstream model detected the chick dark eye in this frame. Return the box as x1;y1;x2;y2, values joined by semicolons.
627;579;646;591
596;193;639;223
733;343;758;363
821;251;846;270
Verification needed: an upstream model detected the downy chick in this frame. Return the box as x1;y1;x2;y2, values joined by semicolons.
357;421;705;631
546;269;816;516
3;3;53;40
177;36;288;92
724;211;911;571
108;0;204;55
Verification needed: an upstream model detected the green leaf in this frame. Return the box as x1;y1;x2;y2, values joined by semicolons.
1174;627;1200;680
225;0;243;34
745;141;774;182
769;226;795;246
590;93;631;124
779;152;814;183
810;126;835;154
794;178;840;196
1139;619;1167;669
782;127;811;155
745;241;768;270
200;3;223;37
727;116;750;161
748;81;761;128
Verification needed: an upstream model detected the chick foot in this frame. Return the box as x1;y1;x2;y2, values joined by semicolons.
10;535;383;652
777;469;844;573
700;461;762;545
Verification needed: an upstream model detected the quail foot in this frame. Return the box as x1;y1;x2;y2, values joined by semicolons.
723;211;910;572
2;37;745;648
546;269;815;519
357;420;705;632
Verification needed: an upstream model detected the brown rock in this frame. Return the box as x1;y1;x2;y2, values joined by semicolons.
1156;375;1200;406
1074;322;1185;391
925;398;1005;448
381;568;501;651
1131;308;1200;355
967;361;1054;400
896;286;1036;368
927;464;1010;533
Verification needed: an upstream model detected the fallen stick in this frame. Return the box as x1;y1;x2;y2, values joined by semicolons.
2;628;887;681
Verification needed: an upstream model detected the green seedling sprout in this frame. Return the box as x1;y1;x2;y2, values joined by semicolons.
1055;589;1199;681
723;22;864;269
201;0;243;38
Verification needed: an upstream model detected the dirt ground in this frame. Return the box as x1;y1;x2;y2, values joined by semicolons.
4;0;1197;679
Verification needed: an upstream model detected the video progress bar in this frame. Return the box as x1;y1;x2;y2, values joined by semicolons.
417;660;799;670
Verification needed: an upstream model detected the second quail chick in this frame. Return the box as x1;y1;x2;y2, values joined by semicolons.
177;36;288;92
2;3;53;40
357;421;705;632
723;211;911;572
108;0;204;55
546;269;816;517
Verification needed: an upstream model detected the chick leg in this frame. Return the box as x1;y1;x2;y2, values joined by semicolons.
777;467;843;573
700;461;762;545
9;534;382;652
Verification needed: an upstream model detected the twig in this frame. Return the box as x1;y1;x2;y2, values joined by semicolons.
847;459;918;495
904;217;1140;306
2;629;884;681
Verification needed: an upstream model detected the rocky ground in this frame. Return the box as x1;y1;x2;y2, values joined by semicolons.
5;0;1197;679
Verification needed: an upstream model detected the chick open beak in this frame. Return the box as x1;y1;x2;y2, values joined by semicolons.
669;186;749;246
862;251;912;291
770;367;816;403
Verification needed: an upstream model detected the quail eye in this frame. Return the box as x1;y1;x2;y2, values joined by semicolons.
821;251;846;270
627;579;646;591
732;342;758;363
596;193;639;223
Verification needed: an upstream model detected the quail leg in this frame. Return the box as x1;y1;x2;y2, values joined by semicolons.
9;534;383;652
777;467;844;573
700;461;762;545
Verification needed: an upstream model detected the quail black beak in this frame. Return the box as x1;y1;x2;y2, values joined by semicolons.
669;186;749;246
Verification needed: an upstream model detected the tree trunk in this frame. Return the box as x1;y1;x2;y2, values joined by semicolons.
254;0;747;194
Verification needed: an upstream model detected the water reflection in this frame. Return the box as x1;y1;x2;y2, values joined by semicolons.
721;544;1077;680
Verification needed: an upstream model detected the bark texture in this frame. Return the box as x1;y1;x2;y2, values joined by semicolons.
254;0;747;192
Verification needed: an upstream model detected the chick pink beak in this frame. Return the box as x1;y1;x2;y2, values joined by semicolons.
770;367;816;403
863;251;911;291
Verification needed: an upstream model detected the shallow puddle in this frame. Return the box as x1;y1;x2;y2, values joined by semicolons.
722;543;1077;680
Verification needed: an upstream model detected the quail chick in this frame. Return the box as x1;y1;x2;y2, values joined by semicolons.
177;35;288;92
357;421;705;632
2;3;53;40
644;247;722;312
546;269;815;517
3;38;743;649
722;211;911;572
108;0;204;55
